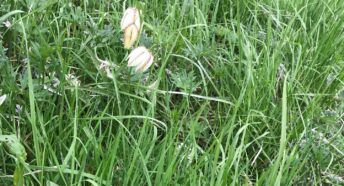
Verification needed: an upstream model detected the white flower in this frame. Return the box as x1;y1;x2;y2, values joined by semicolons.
16;104;23;113
128;46;154;73
121;8;140;49
3;21;11;28
105;68;114;80
123;25;139;49
121;8;140;30
65;74;80;87
0;95;7;106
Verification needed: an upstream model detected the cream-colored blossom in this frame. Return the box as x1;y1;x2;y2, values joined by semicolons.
121;8;140;49
128;46;154;73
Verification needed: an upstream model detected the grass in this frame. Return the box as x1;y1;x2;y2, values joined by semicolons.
0;0;343;185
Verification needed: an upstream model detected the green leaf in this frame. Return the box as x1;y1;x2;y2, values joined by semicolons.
0;10;24;23
13;163;25;186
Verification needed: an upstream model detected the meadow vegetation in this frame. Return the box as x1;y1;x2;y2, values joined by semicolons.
0;0;343;185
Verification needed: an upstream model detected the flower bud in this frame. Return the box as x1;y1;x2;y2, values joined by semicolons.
121;8;140;49
128;46;154;73
123;24;139;49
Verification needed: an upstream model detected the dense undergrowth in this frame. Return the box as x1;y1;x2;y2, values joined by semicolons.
0;0;343;185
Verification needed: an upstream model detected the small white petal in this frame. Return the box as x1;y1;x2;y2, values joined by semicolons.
131;52;151;68
65;74;80;87
128;46;154;73
139;54;154;72
134;11;140;30
0;95;7;106
120;8;134;30
123;25;139;49
129;46;146;58
3;21;11;28
135;54;152;72
128;46;147;65
105;68;114;80
16;104;23;113
121;8;140;30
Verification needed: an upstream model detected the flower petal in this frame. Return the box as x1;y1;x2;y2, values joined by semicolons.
121;8;134;30
121;8;140;31
138;53;154;72
128;46;154;73
133;10;140;30
131;51;150;68
123;25;139;49
128;46;147;65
